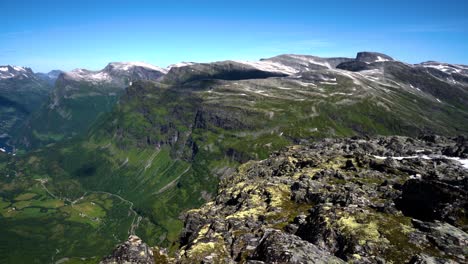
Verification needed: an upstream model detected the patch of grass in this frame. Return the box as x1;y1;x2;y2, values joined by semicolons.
13;192;37;201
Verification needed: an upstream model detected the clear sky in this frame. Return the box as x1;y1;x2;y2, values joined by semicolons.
1;0;467;72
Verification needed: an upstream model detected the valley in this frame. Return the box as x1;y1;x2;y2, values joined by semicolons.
0;52;467;263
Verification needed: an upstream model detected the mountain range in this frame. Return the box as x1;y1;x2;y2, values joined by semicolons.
9;62;168;150
0;66;54;152
0;51;467;263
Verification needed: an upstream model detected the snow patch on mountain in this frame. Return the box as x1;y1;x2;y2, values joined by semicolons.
375;56;391;62
64;62;167;83
287;55;332;69
332;69;362;85
419;62;467;75
13;66;26;72
66;69;111;82
108;62;168;73
0;65;34;79
235;60;299;75
167;62;195;70
373;155;468;169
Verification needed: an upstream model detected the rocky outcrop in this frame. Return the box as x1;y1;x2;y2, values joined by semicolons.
168;136;467;263
249;230;345;263
100;235;155;264
336;51;395;72
102;136;468;263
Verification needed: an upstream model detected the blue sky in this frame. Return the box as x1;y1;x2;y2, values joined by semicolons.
1;0;467;72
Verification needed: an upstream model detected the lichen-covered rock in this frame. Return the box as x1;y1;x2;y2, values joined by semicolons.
408;254;459;264
396;179;467;225
249;229;345;263
411;220;468;259
173;136;468;263
100;235;155;264
105;136;468;263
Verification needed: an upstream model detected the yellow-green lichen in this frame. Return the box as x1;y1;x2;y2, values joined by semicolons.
193;224;210;243
226;206;265;220
185;241;229;263
236;161;256;175
228;183;257;197
266;184;290;207
188;242;216;257
288;156;298;164
186;201;215;215
399;223;414;235
337;216;380;245
226;188;267;220
293;167;321;179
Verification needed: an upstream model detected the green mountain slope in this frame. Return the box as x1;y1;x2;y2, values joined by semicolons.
12;62;167;150
0;66;53;152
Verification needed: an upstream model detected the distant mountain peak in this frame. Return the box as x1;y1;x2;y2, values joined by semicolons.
163;53;354;80
35;70;63;83
0;65;35;79
61;61;167;83
47;70;63;78
356;52;394;63
64;68;110;82
167;62;195;70
234;59;300;75
105;61;168;74
264;54;353;69
417;61;468;75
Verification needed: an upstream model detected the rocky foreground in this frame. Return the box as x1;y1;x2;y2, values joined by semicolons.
104;136;468;263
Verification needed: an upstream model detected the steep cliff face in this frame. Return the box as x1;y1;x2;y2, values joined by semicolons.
140;136;468;263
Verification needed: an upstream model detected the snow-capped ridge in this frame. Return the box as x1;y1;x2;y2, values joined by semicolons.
234;60;299;75
64;68;111;82
62;61;167;83
283;54;333;69
418;61;467;75
0;65;34;79
106;62;168;74
167;62;195;70
229;54;353;76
